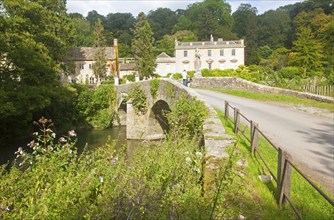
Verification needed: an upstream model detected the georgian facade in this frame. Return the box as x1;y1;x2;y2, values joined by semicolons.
156;37;245;76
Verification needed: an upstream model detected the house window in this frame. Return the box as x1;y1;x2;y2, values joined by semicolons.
232;49;236;56
220;49;224;56
208;63;212;70
89;77;95;84
208;50;212;57
89;64;92;69
184;50;188;57
79;64;84;69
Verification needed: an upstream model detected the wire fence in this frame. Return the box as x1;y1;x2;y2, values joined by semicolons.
224;101;334;220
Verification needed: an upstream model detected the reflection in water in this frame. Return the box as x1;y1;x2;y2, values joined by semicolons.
76;126;127;153
1;126;129;166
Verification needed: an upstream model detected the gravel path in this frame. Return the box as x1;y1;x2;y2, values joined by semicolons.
195;88;334;193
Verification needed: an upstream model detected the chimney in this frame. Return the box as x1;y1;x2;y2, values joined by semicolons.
114;39;118;47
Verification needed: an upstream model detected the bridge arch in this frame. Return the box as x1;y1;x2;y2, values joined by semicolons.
146;100;171;139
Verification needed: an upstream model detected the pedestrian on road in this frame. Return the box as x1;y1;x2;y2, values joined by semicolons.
182;70;188;86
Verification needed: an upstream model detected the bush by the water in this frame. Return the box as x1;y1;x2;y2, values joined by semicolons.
0;97;240;219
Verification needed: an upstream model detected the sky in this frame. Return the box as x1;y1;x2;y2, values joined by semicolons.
66;0;305;17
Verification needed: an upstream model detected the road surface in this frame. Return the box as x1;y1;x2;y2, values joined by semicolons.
195;89;334;192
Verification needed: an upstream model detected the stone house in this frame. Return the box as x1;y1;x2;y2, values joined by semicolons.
156;36;245;76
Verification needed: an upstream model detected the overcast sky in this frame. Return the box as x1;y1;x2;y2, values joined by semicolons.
66;0;305;17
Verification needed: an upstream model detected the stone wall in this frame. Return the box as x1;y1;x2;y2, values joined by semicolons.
115;79;234;160
191;77;334;103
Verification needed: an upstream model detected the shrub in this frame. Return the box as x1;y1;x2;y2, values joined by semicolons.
167;94;208;138
150;79;160;100
128;84;147;114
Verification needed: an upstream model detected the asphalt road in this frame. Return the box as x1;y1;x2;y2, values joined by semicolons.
195;88;334;191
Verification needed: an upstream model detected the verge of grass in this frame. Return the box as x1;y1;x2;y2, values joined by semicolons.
208;89;334;112
215;109;334;220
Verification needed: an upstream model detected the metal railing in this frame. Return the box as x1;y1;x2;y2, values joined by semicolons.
224;101;334;220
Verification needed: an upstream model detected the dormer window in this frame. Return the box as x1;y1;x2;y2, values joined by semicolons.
183;50;188;57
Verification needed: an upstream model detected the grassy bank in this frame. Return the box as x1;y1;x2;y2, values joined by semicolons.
216;109;334;219
209;89;334;112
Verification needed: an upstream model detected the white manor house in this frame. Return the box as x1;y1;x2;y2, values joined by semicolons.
156;37;245;76
64;37;245;84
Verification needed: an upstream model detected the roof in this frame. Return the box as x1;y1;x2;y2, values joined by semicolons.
156;52;175;63
68;47;115;61
120;63;135;71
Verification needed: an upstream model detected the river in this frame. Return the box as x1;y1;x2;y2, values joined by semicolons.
0;126;128;166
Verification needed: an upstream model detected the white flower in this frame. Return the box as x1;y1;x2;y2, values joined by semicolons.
186;157;191;164
46;128;53;133
100;177;104;183
19;163;22;167
184;151;189;155
194;168;201;173
60;137;66;143
195;151;203;158
68;130;76;137
51;133;56;138
33;132;38;136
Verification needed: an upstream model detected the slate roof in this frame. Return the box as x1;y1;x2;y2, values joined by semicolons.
68;47;115;61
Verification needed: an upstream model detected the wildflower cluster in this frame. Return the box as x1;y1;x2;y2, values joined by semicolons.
14;117;77;168
184;150;204;174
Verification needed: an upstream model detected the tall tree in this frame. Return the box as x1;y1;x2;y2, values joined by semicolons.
0;0;75;141
156;30;197;56
69;13;93;46
104;12;135;56
232;3;259;64
147;8;178;40
132;12;156;79
174;0;235;40
289;27;324;77
93;18;107;80
258;10;292;49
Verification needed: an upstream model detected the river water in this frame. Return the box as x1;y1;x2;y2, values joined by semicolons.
0;126;128;166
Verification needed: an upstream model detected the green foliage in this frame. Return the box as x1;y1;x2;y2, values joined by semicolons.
75;84;117;128
132;13;156;79
166;82;176;99
290;27;324;76
128;84;147;114
147;8;178;40
167;94;208;138
187;70;195;79
149;79;160;100
174;0;236;40
172;73;182;80
123;73;136;82
278;66;301;80
0;0;75;141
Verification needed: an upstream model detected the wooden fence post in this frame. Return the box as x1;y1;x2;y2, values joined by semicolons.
276;148;292;205
224;101;229;119
251;121;259;154
234;108;240;133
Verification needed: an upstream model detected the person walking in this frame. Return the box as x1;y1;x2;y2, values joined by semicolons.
182;70;188;86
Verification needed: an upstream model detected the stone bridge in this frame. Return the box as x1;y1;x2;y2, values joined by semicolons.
115;78;234;158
